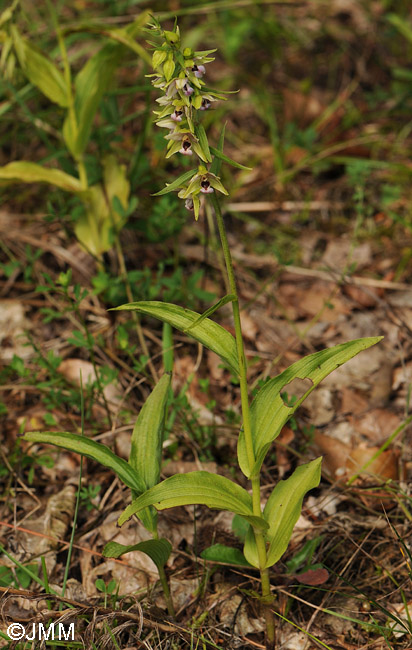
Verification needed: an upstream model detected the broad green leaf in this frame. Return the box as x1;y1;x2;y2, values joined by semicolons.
210;146;252;171
104;16;151;64
129;373;171;490
184;294;235;333
135;506;158;536
75;184;111;257
201;543;252;567
113;301;240;376
117;471;268;530
63;43;121;156
11;26;69;107
285;535;323;574
232;513;250;542
152;168;197;196
63;15;148;156
103;154;130;226
264;458;321;568
102;538;171;570
0;162;82;193
23;431;145;493
238;336;383;477
242;527;260;568
243;458;321;569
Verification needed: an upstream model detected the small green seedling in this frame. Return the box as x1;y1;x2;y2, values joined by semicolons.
24;18;382;648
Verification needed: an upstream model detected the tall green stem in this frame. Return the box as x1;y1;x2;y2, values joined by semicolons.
211;194;275;648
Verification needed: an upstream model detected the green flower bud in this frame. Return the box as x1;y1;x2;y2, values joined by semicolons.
163;57;175;82
152;49;167;70
192;94;203;110
163;30;179;45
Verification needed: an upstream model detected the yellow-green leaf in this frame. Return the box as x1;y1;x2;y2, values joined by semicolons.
113;301;240;376
63;43;121;156
75;184;110;256
11;26;69;107
0;161;82;192
103;538;171;570
129;373;171;490
103;154;130;225
118;471;268;530
23;431;145;493
238;337;383;478
264;458;322;567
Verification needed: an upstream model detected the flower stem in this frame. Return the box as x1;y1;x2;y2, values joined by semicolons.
157;564;176;618
152;526;175;617
211;194;275;648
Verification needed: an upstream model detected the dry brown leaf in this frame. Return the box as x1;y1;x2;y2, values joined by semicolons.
296;567;329;585
339;387;368;415
92;513;160;596
351;409;401;444
276;426;295;478
321;341;392;405
219;593;265;636
343;283;380;308
322;597;359;636
282;87;325;126
278;282;349;322
304;387;335;426
387;601;412;637
3;485;76;576
238;310;258;341
314;432;398;481
280;631;314;650
168;577;199;611
392;362;412;391
321;239;372;272
347;445;398;480
58;358;122;409
0;300;30;360
45;485;76;548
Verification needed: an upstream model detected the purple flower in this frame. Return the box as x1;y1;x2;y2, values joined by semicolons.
200;98;211;111
181;166;229;197
183;82;194;96
185;198;194;211
179;138;193;155
192;64;206;78
200;178;214;194
170;109;184;122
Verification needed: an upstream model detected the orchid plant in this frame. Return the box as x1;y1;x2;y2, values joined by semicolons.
24;18;382;649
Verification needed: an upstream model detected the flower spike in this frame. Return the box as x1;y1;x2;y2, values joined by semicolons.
150;22;228;219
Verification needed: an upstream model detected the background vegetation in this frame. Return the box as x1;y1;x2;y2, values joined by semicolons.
2;1;412;648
